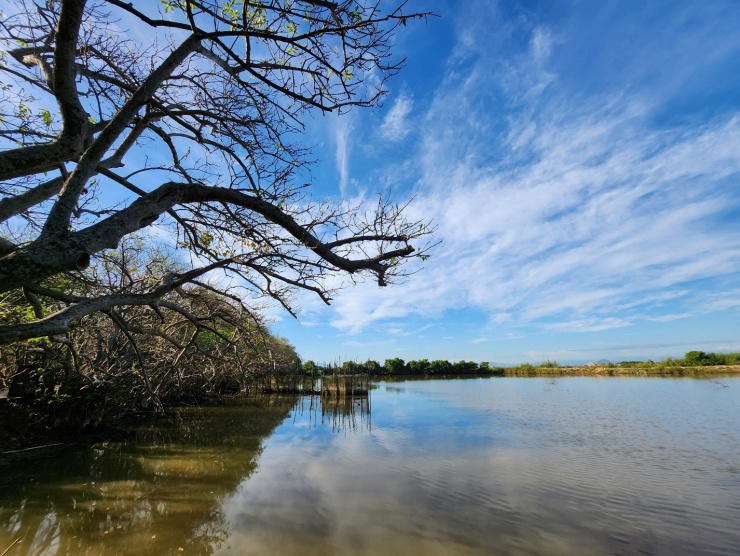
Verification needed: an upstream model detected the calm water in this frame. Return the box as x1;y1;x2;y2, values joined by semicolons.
1;377;739;555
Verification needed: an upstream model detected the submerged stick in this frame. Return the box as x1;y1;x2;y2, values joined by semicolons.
2;443;63;455
1;538;21;556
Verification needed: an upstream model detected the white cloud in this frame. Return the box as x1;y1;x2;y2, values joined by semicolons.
714;344;740;352
379;94;413;141
317;15;740;336
332;112;354;195
530;27;554;65
544;318;632;333
646;313;694;323
707;297;740;311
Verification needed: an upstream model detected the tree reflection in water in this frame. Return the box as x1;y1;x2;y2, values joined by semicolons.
0;395;299;555
293;391;371;434
3;378;740;555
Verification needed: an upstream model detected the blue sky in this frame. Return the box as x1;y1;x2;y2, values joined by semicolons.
271;0;740;365
4;0;738;366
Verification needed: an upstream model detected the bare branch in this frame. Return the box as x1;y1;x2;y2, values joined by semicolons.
0;0;90;180
0;0;436;357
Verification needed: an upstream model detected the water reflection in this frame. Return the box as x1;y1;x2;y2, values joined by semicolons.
292;394;371;434
1;378;740;555
216;378;740;555
0;396;296;555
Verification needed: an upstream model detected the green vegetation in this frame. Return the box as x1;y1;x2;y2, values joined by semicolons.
681;350;740;366
299;358;502;377
0;240;300;432
298;352;740;378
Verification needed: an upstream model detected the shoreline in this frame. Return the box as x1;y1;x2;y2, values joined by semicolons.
2;368;738;466
373;365;740;379
496;364;740;377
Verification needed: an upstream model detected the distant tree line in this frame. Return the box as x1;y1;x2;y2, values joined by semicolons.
608;351;740;368
301;358;505;377
300;351;740;377
676;351;740;366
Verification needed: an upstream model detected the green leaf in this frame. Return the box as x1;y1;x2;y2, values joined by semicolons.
349;4;363;24
40;108;52;126
198;231;215;248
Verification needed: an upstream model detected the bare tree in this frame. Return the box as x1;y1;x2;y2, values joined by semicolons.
0;0;435;346
1;236;306;421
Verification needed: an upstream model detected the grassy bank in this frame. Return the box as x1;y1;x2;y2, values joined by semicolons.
500;364;740;377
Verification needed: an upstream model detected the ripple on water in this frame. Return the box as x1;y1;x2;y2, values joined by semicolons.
2;378;739;555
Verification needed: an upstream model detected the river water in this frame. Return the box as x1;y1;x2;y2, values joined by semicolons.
1;376;739;555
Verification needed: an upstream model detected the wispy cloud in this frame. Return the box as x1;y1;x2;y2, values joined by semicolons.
379;93;413;141
332;113;354;195
646;314;694;323
707;295;740;311
319;4;740;337
714;344;740;352
545;318;632;333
